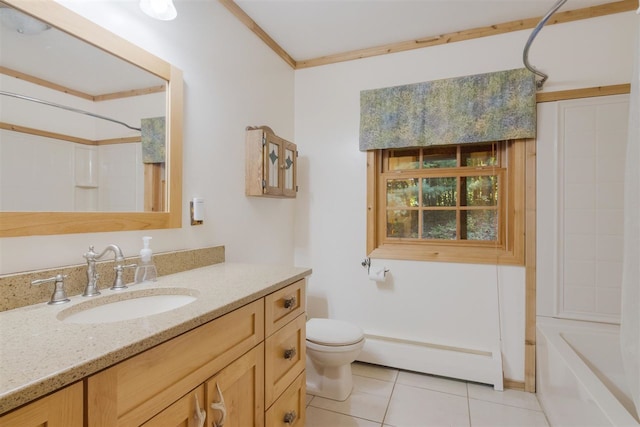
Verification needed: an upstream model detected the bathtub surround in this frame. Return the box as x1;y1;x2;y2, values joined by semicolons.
537;317;639;426
0;245;224;311
621;11;640;419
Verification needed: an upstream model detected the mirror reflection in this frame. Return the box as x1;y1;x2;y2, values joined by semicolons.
0;2;168;212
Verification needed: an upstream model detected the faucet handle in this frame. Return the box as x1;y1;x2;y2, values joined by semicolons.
31;274;70;305
111;263;137;291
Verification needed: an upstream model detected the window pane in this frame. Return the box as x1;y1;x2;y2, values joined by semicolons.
268;142;279;187
461;210;497;241
422;177;457;207
423;147;457;168
387;210;418;238
388;149;420;170
461;143;497;167
461;176;497;206
422;210;457;240
387;179;419;208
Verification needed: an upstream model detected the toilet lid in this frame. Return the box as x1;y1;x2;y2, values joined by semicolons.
306;318;364;346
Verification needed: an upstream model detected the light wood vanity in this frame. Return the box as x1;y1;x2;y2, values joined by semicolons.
0;264;310;427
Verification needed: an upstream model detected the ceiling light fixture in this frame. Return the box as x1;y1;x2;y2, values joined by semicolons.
0;8;51;35
139;0;177;21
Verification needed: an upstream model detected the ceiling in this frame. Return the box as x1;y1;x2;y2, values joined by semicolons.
232;0;624;62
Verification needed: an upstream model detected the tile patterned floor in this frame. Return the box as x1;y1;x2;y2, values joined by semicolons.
305;362;549;427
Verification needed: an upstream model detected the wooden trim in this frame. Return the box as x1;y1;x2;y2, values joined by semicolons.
1;122;142;146
295;0;637;68
0;211;175;237
166;65;183;228
93;85;166;102
0;66;94;100
524;138;537;393
144;163;165;212
0;121;96;145
366;151;378;255
1;66;166;102
96;136;141;145
218;0;297;69
504;379;526;391
536;83;631;103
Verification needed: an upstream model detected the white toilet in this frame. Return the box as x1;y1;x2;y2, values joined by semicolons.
305;318;365;401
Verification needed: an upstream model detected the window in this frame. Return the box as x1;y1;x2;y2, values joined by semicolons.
366;140;527;265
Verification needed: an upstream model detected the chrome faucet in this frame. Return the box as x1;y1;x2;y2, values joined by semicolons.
83;244;135;296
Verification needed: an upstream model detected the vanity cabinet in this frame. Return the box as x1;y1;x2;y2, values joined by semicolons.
0;382;83;427
246;126;297;198
86;279;306;427
87;300;264;426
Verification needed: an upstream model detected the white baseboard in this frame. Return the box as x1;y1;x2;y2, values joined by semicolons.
357;334;504;391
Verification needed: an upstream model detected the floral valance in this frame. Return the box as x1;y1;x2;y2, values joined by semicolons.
141;116;166;163
359;68;536;151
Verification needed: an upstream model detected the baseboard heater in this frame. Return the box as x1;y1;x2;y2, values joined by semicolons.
357;333;504;391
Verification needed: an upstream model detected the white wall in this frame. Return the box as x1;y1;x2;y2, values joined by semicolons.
294;13;635;382
0;0;296;273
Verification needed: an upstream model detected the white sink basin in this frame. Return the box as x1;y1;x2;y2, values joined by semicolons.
58;289;198;324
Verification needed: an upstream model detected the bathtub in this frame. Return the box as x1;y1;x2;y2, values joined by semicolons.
537;316;639;426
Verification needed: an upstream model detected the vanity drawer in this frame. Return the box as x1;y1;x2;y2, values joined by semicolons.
265;313;306;407
265;279;305;337
265;372;306;427
87;299;264;427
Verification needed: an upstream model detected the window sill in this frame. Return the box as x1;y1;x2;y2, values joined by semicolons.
369;242;524;265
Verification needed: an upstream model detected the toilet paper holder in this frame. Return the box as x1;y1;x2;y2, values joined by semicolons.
361;257;389;275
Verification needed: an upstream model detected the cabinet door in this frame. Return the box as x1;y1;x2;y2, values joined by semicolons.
206;343;265;427
141;385;205;427
263;133;284;196
0;382;82;427
281;140;297;197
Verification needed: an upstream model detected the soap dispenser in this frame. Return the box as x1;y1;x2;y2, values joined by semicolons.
135;236;158;283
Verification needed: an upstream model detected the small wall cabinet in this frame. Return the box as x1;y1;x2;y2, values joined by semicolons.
246;126;297;198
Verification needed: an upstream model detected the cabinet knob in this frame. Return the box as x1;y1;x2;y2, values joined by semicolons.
283;296;296;309
283;347;297;360
283;410;297;424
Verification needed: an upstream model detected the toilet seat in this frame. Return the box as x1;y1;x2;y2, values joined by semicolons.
307;318;364;346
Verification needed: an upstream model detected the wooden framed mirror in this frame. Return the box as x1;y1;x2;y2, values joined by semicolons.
0;0;183;236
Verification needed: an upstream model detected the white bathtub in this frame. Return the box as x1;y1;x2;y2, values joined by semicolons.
537;316;639;426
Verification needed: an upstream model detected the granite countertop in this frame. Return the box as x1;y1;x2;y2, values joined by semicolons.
0;262;311;415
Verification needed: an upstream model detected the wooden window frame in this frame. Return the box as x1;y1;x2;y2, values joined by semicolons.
366;140;527;265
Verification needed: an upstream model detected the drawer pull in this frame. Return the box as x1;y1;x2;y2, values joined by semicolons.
211;382;227;427
283;410;297;424
283;296;297;309
283;347;297;360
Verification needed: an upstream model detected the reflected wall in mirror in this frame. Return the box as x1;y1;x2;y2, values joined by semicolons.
0;0;183;237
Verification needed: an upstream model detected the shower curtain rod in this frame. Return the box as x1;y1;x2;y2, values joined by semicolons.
0;90;142;131
523;0;568;89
